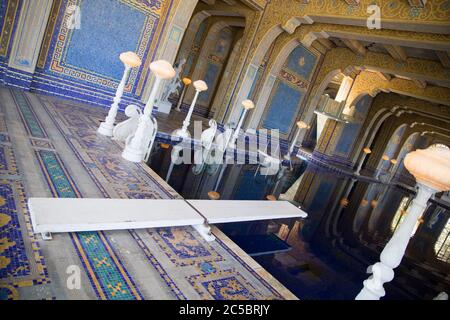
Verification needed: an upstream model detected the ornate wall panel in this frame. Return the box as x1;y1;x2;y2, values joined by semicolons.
29;0;173;108
261;44;318;135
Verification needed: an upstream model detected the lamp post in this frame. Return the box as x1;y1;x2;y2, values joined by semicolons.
229;100;255;149
122;60;175;163
98;52;142;137
356;145;450;300
285;121;308;160
355;147;372;175
175;80;208;138
176;78;192;112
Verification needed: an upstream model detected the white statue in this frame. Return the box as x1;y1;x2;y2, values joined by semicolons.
112;105;142;142
113;104;158;162
192;120;218;175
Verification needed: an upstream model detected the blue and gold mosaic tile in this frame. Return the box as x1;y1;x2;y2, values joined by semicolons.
0;145;19;175
151;228;224;267
0;180;48;288
187;269;262;300
11;91;47;138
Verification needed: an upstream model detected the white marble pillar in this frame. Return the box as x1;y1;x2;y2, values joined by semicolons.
229;100;255;148
175;80;208;138
7;0;53;80
356;145;450;300
98;52;142;137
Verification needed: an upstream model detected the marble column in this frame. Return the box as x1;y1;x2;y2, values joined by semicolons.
5;0;53;88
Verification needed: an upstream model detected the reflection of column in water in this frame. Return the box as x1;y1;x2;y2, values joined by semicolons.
166;145;182;183
214;162;229;192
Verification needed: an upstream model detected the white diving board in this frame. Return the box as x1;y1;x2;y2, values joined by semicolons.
187;200;307;224
28;198;308;242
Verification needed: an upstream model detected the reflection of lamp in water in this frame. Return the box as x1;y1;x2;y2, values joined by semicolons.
208;191;221;200
356;148;372;175
285;121;309;160
356;145;450;300
176;78;192;112
340;198;349;207
371;200;378;209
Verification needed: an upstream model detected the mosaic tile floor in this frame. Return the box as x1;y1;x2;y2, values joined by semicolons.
0;88;297;300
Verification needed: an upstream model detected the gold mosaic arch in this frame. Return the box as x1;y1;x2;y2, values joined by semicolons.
255;0;450;47
346;71;450;108
224;18;450;124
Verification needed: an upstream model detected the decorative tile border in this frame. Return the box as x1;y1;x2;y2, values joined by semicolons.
11;90;47;138
0;145;19;175
71;232;143;300
0;179;49;289
0;0;21;58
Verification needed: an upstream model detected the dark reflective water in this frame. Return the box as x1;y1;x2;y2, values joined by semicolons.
146;143;450;300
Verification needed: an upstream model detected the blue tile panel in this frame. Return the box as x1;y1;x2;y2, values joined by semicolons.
263;81;304;134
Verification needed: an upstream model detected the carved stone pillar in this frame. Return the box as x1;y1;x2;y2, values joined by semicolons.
5;0;53;89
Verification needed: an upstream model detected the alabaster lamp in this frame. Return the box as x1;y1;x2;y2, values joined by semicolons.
285;120;309;160
229;99;255;149
176;78;192;112
98;52;142;137
356;145;450;300
122;60;175;163
175;80;208;138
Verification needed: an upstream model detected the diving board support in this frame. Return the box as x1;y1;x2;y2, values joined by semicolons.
28;198;308;242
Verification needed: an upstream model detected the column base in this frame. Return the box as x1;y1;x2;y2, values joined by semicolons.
122;145;144;163
98;122;114;137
